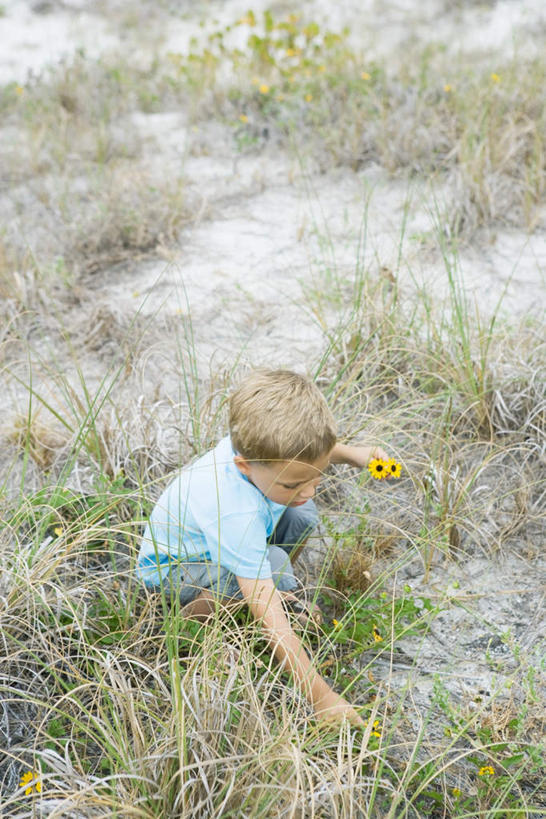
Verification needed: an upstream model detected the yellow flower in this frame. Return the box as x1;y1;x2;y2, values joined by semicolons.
285;48;298;57
15;85;24;95
239;114;249;123
478;765;495;776
318;64;326;73
361;72;371;80
490;73;501;83
444;84;452;93
372;625;383;643
54;526;63;537
305;93;313;102
259;84;270;94
386;459;402;478
19;771;41;796
452;787;462;798
365;718;382;737
368;458;387;479
332;618;340;628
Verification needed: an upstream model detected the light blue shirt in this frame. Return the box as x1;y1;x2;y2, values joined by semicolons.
137;436;287;585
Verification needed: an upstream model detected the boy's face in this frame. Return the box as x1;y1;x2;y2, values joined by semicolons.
234;451;331;507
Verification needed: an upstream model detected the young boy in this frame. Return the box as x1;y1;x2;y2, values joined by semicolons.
137;369;389;727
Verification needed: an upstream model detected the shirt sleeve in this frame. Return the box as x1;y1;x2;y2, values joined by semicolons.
201;510;273;579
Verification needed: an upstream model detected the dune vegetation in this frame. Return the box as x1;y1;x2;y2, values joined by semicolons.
0;5;544;817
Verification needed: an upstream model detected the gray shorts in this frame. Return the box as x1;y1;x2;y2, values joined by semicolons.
148;500;318;605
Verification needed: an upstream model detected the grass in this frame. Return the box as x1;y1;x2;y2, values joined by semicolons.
1;249;543;815
1;6;544;289
165;11;545;235
0;4;545;817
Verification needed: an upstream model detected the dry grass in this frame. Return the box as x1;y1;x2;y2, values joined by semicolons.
165;13;546;237
1;257;543;813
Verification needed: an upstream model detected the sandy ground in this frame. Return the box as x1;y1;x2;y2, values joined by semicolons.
1;0;545;752
1;1;545;372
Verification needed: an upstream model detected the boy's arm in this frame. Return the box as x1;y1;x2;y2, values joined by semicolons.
329;442;390;469
237;575;364;728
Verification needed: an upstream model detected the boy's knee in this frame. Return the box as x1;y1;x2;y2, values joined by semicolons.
270;499;318;550
268;545;298;591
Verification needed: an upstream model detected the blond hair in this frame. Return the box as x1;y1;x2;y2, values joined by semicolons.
229;369;337;463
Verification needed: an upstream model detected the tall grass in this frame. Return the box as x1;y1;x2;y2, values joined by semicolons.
1;233;544;814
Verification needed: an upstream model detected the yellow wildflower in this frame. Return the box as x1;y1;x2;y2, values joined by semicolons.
259;84;270;94
368;458;387;479
318;64;326;72
332;618;340;628
239;114;249;123
364;718;382;737
444;84;452;92
490;73;501;83
361;72;371;80
386;459;402;478
285;48;298;57
15;85;24;95
305;93;313;102
19;771;41;796
452;787;462;798
478;765;495;776
53;526;63;537
372;625;383;643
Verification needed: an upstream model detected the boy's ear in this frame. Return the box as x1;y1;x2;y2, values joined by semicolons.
233;454;252;477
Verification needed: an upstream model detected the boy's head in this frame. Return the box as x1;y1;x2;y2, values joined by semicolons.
229;369;337;506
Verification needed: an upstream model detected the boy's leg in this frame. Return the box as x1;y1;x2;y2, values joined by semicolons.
149;562;243;621
149;537;317;621
181;588;218;620
181;550;302;618
268;543;322;625
268;499;318;562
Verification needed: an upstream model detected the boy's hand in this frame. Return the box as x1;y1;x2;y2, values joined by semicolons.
314;689;366;729
330;443;391;470
349;445;390;470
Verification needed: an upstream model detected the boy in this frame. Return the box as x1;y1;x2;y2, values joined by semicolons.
137;369;389;727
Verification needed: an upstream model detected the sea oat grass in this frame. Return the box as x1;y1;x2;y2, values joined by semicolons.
1;53;193;280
